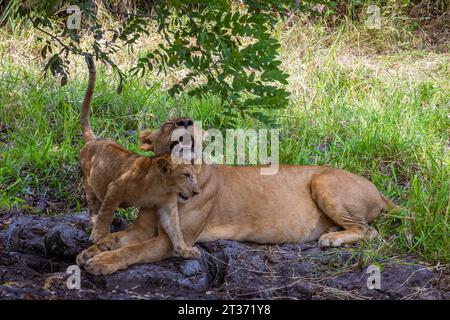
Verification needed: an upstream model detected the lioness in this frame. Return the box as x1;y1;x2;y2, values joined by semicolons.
77;116;395;275
77;54;200;260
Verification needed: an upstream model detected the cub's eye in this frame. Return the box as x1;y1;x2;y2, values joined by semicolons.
183;173;192;179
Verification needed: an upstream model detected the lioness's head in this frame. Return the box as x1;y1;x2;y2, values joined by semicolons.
140;117;195;155
154;155;200;203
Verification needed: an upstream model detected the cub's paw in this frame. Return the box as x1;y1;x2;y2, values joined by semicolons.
318;232;344;248
84;253;121;275
175;246;201;259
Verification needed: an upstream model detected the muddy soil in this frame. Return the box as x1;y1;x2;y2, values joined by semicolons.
0;212;448;300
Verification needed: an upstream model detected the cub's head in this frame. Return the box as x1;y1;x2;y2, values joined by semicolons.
140;117;195;155
154;155;200;203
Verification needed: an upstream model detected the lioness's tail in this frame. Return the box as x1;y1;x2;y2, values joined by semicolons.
81;53;96;142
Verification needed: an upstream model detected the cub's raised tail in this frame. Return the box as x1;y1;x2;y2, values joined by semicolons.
81;53;96;142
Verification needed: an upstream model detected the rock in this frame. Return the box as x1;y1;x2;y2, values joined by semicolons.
378;265;435;295
0;213;447;300
0;285;49;299
0;251;52;282
284;261;317;277
102;259;208;297
287;282;315;299
4;212;128;260
45;222;90;259
5;213;90;259
5;215;50;257
180;259;202;277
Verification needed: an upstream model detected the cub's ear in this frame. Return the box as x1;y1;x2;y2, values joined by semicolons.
139;129;153;151
156;157;173;174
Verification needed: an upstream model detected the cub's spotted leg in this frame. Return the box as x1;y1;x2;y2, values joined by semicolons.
89;183;122;243
85;185;101;227
157;204;200;259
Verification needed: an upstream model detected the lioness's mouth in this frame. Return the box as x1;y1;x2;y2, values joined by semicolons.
170;141;179;151
169;139;195;152
170;138;196;164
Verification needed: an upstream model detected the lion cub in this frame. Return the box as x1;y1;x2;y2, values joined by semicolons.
79;53;200;259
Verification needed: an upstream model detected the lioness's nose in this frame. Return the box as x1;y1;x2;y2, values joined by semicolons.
176;119;193;129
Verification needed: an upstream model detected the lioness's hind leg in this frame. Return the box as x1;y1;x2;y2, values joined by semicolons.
313;197;372;247
311;169;382;248
318;229;373;248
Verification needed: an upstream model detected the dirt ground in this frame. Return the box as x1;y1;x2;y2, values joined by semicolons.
0;212;448;300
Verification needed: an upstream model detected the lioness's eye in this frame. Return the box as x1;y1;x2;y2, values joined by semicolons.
183;173;191;178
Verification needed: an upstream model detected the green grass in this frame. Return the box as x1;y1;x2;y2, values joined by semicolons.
1;19;449;265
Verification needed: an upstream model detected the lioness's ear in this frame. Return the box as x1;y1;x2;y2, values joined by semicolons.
156;157;173;174
139;129;154;151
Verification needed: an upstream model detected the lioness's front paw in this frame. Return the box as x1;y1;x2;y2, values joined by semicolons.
84;253;121;275
76;246;100;266
318;232;343;248
175;246;201;259
76;250;90;267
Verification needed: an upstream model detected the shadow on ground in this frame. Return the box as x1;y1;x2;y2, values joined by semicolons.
0;212;448;300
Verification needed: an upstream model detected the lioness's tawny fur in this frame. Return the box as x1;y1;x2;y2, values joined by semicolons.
76;54;201;263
